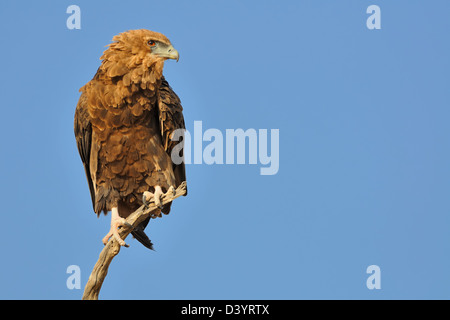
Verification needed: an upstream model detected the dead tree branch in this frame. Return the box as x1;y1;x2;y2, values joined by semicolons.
81;181;187;300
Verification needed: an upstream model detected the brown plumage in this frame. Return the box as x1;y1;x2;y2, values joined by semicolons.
74;30;186;250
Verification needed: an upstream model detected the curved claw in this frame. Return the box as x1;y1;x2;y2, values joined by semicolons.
168;185;176;197
143;191;154;206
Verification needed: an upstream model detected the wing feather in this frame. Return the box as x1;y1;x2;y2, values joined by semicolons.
157;77;187;193
74;92;96;210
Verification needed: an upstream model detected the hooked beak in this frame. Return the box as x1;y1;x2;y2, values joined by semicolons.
170;47;180;62
171;49;180;62
156;44;179;62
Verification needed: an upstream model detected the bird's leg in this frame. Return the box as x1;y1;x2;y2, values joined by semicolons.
102;207;130;247
143;185;176;208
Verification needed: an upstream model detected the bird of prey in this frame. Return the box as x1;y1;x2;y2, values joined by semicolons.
74;29;187;250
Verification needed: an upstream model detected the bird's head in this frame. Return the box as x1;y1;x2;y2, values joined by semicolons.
145;33;179;62
99;29;179;89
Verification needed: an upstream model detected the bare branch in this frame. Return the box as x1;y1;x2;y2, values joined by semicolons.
82;181;187;300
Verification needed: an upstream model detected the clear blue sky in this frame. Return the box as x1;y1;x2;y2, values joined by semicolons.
0;0;449;299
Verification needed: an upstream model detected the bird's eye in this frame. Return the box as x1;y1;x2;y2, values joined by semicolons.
148;40;156;47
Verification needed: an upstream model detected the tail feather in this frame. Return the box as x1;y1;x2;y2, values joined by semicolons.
131;221;154;251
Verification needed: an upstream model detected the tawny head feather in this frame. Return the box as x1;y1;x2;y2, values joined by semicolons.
98;29;179;91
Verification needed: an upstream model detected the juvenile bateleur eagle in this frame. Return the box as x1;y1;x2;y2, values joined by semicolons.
74;30;187;249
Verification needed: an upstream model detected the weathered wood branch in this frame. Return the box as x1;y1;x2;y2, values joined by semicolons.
81;181;187;300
